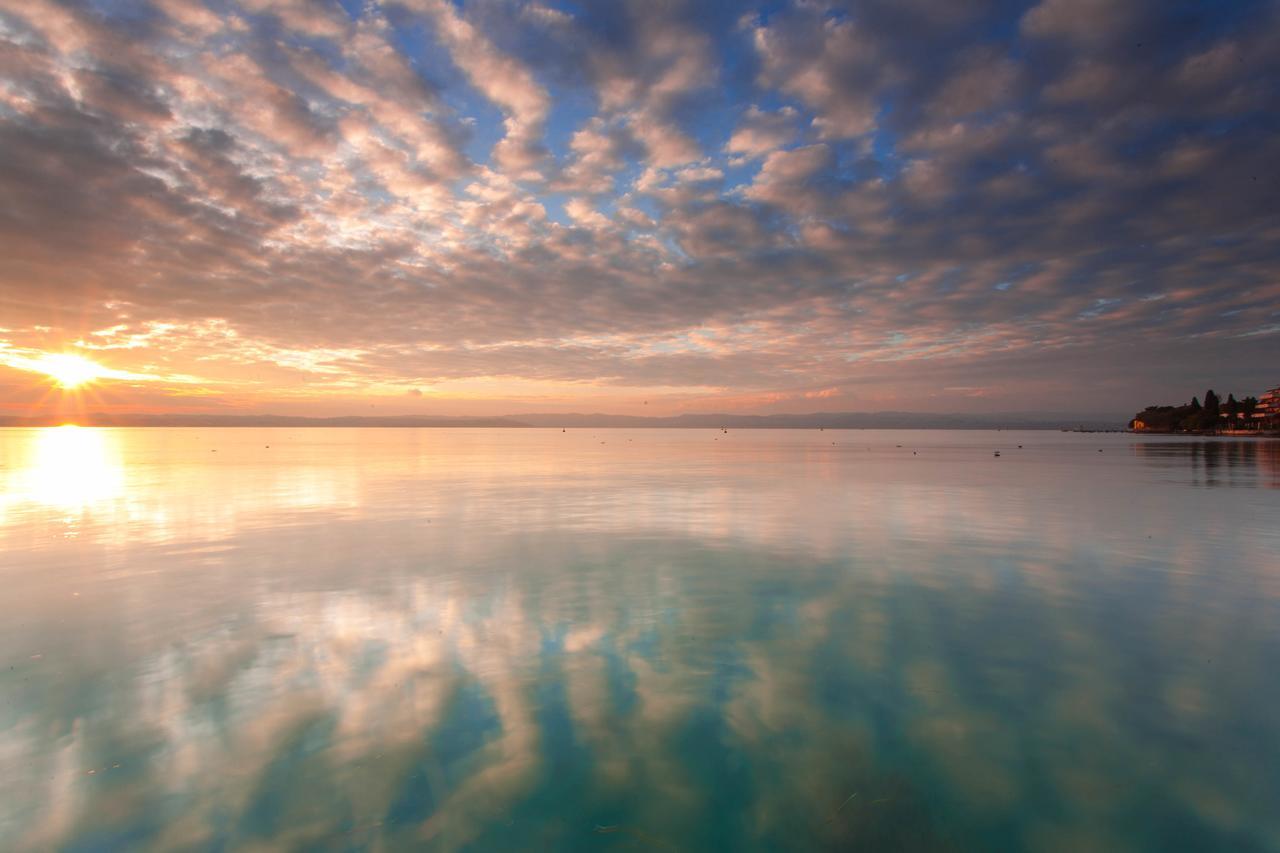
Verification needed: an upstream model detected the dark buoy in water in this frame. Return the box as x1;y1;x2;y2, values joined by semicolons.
994;450;1001;457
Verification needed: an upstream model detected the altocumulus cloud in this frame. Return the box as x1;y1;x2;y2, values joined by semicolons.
0;0;1277;414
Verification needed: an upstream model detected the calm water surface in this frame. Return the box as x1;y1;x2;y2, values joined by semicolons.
1;428;1278;851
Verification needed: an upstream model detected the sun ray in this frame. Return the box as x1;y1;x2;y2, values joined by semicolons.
0;350;159;393
31;353;110;389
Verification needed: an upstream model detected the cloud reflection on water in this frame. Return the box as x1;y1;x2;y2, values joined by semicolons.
1;430;1278;850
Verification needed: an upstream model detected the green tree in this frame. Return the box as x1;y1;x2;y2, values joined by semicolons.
1198;390;1221;431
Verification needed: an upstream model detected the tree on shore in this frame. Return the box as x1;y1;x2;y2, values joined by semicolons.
1131;389;1258;433
1195;389;1221;430
1224;394;1239;426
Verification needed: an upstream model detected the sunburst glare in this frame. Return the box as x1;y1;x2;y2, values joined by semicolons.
32;353;110;389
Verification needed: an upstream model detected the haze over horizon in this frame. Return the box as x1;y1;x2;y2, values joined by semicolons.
2;0;1278;418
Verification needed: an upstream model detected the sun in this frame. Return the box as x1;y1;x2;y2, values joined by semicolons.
33;353;110;389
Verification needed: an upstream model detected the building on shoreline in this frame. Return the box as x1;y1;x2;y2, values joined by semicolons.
1218;385;1280;434
1255;386;1280;432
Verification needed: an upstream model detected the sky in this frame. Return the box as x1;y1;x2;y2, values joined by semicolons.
0;0;1277;418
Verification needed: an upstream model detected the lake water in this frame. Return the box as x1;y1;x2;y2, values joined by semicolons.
1;428;1278;851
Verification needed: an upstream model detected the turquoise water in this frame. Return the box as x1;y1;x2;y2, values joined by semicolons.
1;428;1277;851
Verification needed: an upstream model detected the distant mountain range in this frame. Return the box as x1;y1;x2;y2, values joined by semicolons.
0;411;1126;430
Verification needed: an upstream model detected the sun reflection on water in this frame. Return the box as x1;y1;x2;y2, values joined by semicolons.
9;426;125;512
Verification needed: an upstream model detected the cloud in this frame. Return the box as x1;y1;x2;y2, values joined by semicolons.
724;106;799;158
743;144;836;215
0;0;1277;416
580;1;717;168
1020;0;1139;45
752;8;888;139
403;0;550;178
237;0;352;41
553;117;639;194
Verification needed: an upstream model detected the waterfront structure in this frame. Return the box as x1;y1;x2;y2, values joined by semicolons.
1225;386;1280;433
1260;386;1280;430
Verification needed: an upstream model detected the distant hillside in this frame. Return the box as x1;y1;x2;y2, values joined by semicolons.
0;411;1125;430
515;411;1124;430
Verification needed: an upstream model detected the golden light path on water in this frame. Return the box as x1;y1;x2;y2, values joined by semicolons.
9;426;126;511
